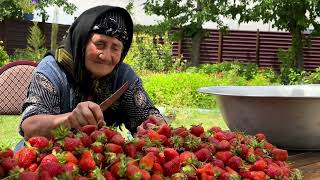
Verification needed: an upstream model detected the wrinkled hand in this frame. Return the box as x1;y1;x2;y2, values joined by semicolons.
64;101;105;130
137;115;167;134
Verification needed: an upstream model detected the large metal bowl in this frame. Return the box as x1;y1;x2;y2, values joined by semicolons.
198;85;320;150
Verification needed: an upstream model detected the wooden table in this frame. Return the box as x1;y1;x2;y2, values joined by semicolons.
289;152;320;180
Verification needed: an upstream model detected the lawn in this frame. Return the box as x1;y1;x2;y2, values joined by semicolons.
0;108;227;148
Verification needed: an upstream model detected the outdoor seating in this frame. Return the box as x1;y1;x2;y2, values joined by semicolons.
0;60;37;115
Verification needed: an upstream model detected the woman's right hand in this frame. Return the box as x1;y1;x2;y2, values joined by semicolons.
64;101;105;130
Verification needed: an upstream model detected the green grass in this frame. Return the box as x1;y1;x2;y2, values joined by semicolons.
0;115;22;148
0;108;227;148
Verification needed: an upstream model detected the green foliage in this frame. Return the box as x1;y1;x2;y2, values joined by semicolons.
0;0;35;20
34;0;76;21
141;64;278;109
125;33;185;72
12;22;47;61
0;0;76;21
0;41;10;66
278;48;296;84
228;0;320;70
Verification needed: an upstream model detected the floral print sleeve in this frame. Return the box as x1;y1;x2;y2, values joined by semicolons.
19;72;60;136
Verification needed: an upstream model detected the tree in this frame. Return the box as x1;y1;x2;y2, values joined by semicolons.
0;0;76;22
228;0;320;70
0;0;35;20
142;0;229;66
33;0;76;22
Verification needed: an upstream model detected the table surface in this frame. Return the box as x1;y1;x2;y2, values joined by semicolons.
289;152;320;180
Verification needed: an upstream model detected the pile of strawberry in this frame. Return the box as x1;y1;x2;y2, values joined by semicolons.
0;117;302;180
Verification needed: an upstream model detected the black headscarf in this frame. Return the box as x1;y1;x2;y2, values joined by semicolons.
54;5;133;100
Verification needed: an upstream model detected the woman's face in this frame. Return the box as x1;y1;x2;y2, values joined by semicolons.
85;33;123;79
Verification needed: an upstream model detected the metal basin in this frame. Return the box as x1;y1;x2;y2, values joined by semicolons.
198;85;320;150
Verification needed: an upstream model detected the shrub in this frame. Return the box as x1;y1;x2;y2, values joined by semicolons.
0;41;10;66
11;22;47;61
125;33;185;72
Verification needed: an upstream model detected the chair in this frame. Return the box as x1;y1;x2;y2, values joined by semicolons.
0;60;37;115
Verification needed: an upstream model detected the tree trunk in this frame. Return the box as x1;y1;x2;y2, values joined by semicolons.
191;30;205;66
291;28;304;70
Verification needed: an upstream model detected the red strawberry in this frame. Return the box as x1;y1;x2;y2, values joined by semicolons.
39;161;64;177
250;171;266;180
144;147;160;156
38;170;53;180
212;159;224;169
159;135;170;146
150;173;163;180
63;162;77;173
163;156;181;176
254;148;264;157
139;152;155;170
152;162;163;174
105;143;123;154
19;171;38;180
77;132;92;147
90;130;107;143
27;163;38;172
208;126;222;133
110;134;125;146
217;140;231;151
17;147;37;168
172;127;189;138
40;154;59;164
226;155;242;171
94;152;105;166
91;142;104;153
124;143;137;158
251;159;267;171
157;124;171;137
2;157;18;171
196;163;214;176
100;127;118;139
140;169;151;180
126;164;142;180
135;138;145;151
179;151;196;165
164;148;179;162
63;137;83;151
220;166;241;180
215;151;232;163
255;133;266;141
190;125;204;137
0;148;14;158
79;150;96;172
28;136;50;150
64;151;79;164
146;129;161;142
105;171;116;180
266;163;283;178
80;124;98;135
271;148;288;161
214;132;227;141
263;142;274;152
195;148;212;162
246;147;257;163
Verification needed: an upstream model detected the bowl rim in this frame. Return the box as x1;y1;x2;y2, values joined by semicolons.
197;85;320;98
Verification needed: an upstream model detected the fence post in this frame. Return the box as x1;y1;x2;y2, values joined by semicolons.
218;30;223;63
177;39;182;58
255;29;260;66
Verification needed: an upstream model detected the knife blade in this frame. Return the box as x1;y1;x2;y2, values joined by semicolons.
99;81;129;111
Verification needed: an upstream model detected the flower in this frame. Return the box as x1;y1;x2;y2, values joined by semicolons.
31;0;39;4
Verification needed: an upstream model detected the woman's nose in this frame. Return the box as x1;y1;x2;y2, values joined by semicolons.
97;49;112;60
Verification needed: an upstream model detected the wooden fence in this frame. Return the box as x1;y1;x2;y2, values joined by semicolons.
0;19;69;55
172;30;320;71
1;19;320;70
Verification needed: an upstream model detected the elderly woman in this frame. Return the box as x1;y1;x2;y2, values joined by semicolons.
19;5;164;141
